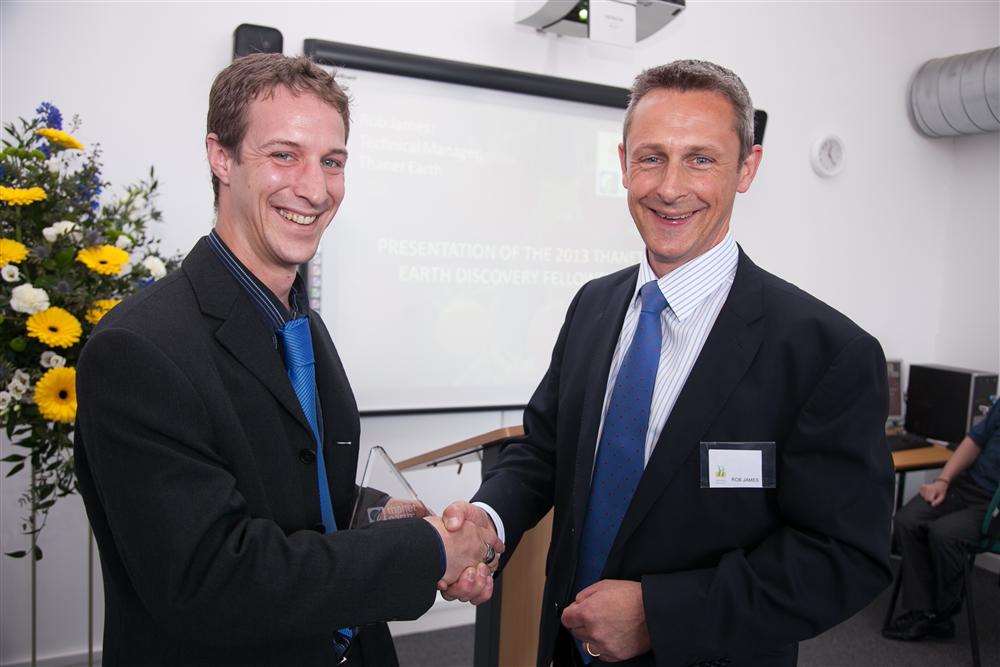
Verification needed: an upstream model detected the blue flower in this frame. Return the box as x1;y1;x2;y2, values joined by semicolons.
75;170;104;214
0;164;5;183
35;102;63;130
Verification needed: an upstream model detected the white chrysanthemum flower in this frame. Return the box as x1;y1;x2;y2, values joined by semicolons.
0;390;12;413
143;255;167;280
8;371;30;399
45;157;62;174
42;220;79;243
40;351;67;369
133;193;147;210
115;235;133;250
1;264;20;282
10;283;50;314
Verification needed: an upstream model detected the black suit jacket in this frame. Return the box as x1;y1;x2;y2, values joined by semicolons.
473;250;894;666
75;238;444;666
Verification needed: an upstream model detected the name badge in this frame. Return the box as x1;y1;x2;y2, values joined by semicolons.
700;442;776;489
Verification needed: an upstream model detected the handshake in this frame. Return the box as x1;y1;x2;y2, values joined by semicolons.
423;501;505;605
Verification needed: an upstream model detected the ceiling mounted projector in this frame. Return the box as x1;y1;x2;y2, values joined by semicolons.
515;0;686;46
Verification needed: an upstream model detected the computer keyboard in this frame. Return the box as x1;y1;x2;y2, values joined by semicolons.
887;432;930;452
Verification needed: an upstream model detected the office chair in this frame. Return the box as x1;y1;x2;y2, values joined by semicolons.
962;483;1000;667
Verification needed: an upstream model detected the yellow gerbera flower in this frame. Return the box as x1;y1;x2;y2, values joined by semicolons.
0;186;47;206
26;307;82;348
76;245;130;276
35;128;84;151
0;238;29;264
85;298;121;325
34;366;77;423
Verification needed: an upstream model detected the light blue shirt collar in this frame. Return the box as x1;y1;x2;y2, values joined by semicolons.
635;232;739;321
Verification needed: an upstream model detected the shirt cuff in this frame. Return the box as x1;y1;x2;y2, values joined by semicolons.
472;501;506;545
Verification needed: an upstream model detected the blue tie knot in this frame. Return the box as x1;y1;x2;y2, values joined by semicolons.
278;317;314;369
639;281;668;315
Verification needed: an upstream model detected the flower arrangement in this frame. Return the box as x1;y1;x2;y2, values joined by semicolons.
1;102;179;558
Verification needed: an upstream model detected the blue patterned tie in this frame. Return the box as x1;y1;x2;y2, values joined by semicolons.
277;317;353;658
573;281;668;663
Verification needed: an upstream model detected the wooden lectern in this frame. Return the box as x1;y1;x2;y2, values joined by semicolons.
398;426;550;667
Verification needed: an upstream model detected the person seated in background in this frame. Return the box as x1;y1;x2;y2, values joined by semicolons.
883;397;1000;641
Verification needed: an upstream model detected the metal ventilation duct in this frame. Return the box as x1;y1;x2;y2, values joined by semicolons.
910;47;999;137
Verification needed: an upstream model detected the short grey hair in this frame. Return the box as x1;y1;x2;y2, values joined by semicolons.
623;60;755;163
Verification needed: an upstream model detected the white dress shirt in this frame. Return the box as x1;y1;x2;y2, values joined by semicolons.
476;233;739;545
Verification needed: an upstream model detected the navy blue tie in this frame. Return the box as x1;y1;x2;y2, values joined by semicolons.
277;317;353;657
573;281;668;662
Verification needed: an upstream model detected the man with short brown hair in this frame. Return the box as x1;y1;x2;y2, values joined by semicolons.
75;53;497;666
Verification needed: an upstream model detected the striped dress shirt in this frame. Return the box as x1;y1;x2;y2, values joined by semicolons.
477;233;738;544
206;229;308;332
598;232;738;464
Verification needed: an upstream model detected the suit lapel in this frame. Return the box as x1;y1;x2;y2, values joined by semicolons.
572;268;637;537
310;311;356;437
606;250;765;568
183;238;314;439
213;309;315;438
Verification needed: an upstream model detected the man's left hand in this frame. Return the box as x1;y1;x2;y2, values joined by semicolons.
560;579;650;663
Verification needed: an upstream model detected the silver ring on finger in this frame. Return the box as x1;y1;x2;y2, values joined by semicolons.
483;543;496;565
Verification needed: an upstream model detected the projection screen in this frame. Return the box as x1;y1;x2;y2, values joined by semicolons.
303;41;765;413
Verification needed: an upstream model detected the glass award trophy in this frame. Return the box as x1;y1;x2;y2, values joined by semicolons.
349;446;433;529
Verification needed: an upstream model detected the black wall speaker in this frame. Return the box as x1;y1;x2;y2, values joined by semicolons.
233;24;283;60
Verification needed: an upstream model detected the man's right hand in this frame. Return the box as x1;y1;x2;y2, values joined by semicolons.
423;514;501;588
919;479;948;506
436;502;503;604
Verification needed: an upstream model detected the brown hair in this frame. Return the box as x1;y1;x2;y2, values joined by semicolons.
623;60;754;163
207;53;350;205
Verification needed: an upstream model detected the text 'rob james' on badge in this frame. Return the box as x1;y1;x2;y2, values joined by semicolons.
700;442;777;489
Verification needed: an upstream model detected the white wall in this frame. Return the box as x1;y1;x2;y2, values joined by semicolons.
2;1;998;664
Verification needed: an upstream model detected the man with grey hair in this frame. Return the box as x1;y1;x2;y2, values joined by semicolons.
441;60;893;665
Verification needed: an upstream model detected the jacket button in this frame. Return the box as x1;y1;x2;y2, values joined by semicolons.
298;448;316;464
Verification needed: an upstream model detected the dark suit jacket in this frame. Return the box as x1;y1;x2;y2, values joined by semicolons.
473;250;894;666
75;238;444;666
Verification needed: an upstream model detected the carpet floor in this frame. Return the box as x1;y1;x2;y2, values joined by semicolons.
394;563;998;666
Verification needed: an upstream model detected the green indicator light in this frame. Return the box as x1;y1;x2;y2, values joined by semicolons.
579;8;589;21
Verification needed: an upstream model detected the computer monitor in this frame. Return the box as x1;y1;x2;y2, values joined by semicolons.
886;359;903;426
904;364;998;443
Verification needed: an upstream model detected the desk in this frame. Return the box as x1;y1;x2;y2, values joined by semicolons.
891;445;953;511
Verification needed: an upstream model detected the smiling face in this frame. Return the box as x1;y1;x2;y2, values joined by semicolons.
619;88;761;277
207;85;347;291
